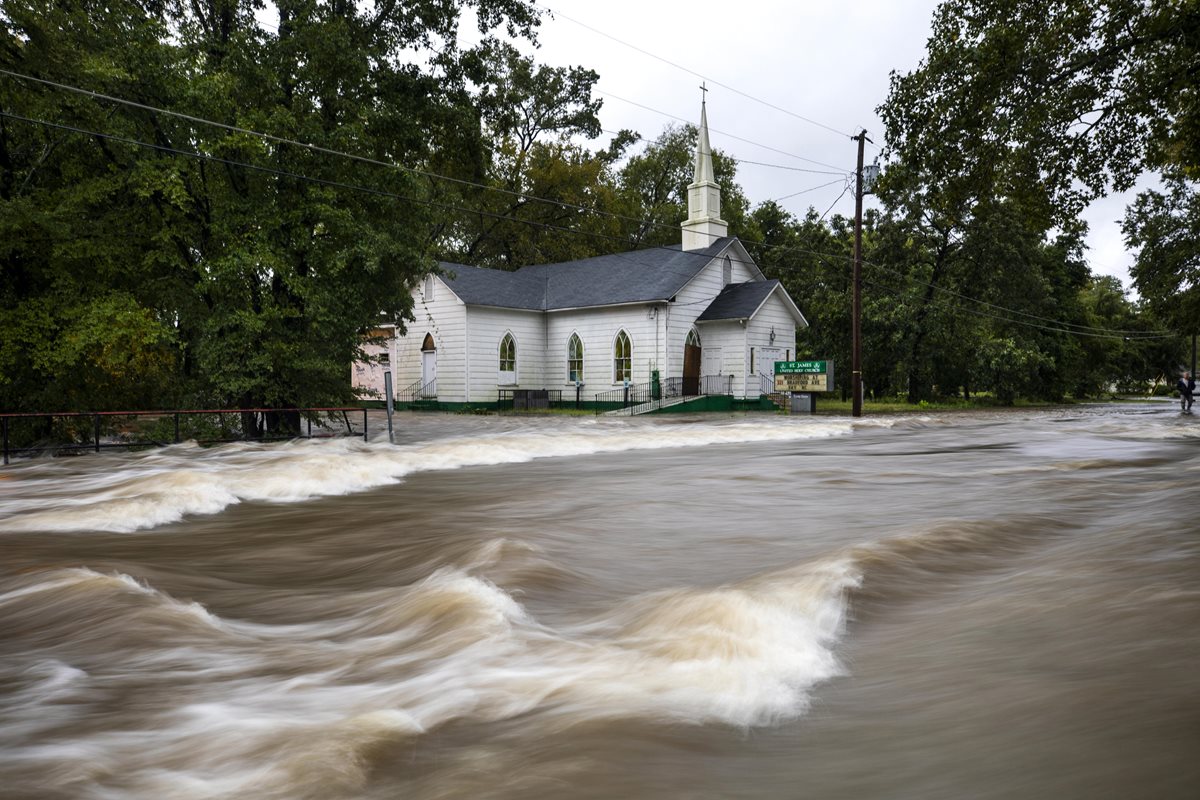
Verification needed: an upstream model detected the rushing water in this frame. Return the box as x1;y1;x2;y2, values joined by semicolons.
1;404;1197;799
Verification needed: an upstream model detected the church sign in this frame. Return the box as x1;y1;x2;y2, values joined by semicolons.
774;360;833;392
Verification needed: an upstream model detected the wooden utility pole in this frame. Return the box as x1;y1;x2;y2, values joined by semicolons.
851;130;869;417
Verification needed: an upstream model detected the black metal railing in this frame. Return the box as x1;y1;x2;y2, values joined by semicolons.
396;378;436;404
497;388;564;410
595;374;734;414
594;381;656;409
759;372;775;397
1;407;370;464
701;374;735;396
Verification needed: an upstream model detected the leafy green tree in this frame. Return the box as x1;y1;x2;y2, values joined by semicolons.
882;0;1199;220
0;0;540;412
881;0;1198;353
1124;173;1200;331
440;38;623;267
615;123;751;249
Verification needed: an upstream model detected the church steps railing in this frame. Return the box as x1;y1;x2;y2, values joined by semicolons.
396;378;436;403
596;374;734;415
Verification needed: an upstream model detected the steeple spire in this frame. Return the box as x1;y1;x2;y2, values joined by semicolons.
681;87;727;251
693;85;715;185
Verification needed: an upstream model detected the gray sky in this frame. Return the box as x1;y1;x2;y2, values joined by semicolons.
517;0;1139;290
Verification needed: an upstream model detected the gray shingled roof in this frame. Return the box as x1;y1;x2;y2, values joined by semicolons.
435;263;546;310
438;237;732;311
695;280;783;322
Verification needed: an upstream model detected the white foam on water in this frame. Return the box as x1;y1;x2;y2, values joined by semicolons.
0;417;872;533
0;558;860;799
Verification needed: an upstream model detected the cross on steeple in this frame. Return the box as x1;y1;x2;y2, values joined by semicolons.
699;81;708;104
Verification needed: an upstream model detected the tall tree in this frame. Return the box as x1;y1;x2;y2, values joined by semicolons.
1124;172;1200;333
437;38;621;267
0;0;541;412
881;0;1198;347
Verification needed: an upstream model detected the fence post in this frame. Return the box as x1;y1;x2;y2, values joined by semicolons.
94;414;101;453
384;371;394;443
3;417;8;465
174;412;180;444
307;417;312;438
362;408;368;442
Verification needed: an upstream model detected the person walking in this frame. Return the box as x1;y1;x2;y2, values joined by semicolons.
1177;371;1195;411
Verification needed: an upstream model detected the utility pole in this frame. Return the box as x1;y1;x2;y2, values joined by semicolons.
851;130;870;417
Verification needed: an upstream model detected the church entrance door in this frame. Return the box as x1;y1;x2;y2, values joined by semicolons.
683;343;701;396
420;334;437;397
701;347;723;392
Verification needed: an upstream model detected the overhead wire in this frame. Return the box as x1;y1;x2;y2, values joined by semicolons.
598;126;846;175
542;5;855;141
597;89;847;172
0;67;850;238
0;110;751;289
858;272;1174;340
0;106;1174;342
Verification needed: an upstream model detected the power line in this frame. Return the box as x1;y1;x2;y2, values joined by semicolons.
598;126;846;175
0;110;741;283
771;178;847;204
1;109;1173;342
544;5;855;140
861;252;1161;336
598;89;847;172
818;182;852;221
0;67;849;238
860;272;1174;340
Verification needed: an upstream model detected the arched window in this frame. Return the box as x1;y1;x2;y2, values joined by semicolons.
499;332;516;383
686;329;701;348
722;255;732;286
567;333;584;383
422;274;435;301
613;329;632;383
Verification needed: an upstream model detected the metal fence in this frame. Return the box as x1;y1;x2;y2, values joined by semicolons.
395;378;436;404
1;407;369;464
595;374;735;413
497;388;566;411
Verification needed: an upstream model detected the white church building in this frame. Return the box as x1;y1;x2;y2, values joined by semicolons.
352;102;808;410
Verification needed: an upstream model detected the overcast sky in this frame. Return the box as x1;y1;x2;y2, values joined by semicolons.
507;0;1140;290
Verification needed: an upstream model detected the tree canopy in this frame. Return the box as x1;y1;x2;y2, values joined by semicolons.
880;0;1198;342
0;0;1185;415
0;0;540;411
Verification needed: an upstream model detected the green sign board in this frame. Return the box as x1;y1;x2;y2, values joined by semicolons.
775;360;828;375
774;360;834;392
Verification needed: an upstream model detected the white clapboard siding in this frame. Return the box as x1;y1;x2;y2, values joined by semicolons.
547;305;664;399
695;320;745;395
465;307;545;402
745;292;801;397
666;252;720;381
395;277;467;400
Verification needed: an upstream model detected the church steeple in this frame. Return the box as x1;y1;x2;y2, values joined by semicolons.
681;87;728;251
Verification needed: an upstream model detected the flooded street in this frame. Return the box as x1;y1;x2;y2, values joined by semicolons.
1;404;1198;799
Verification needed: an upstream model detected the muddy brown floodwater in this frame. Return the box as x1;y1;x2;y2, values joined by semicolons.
1;404;1198;799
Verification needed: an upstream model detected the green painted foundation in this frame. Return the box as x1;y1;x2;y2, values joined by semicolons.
369;396;781;414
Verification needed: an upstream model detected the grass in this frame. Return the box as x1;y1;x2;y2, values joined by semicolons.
812;395;1084;416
